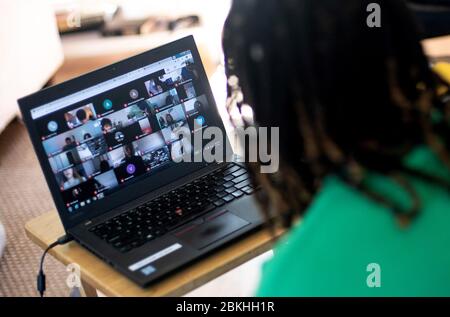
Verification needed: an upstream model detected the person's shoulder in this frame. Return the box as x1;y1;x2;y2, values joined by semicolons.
257;176;391;296
257;168;450;296
405;146;450;182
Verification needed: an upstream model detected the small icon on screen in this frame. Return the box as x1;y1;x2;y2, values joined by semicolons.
126;164;136;175
195;115;205;126
129;89;139;99
47;121;58;132
115;131;125;142
103;99;113;110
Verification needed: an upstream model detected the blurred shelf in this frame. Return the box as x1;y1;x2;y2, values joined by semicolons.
53;28;221;84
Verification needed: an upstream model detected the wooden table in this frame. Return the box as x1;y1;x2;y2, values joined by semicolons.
25;211;280;297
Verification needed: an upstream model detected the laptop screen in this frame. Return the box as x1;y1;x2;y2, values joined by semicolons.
29;49;214;217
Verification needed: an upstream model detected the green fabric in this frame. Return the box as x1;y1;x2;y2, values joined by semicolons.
257;146;450;296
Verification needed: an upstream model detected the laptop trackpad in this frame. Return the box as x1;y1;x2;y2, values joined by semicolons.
175;211;250;250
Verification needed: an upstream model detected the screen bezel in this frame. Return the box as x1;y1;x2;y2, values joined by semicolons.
18;36;231;230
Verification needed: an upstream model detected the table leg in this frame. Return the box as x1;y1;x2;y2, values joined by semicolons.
81;279;98;297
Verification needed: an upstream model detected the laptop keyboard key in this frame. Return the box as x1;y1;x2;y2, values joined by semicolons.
232;169;246;177
241;186;254;195
213;199;225;207
232;173;249;184
223;181;234;188
215;185;225;192
224;174;234;181
224;165;240;175
225;187;237;194
222;195;234;203
235;179;251;189
216;191;227;198
232;190;244;198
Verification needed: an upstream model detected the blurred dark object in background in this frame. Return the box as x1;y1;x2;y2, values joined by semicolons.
101;7;200;37
56;4;200;37
409;0;450;38
56;3;118;34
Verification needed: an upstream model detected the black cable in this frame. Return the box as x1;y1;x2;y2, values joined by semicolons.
37;235;73;297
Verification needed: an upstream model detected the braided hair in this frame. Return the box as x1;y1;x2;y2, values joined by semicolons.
222;0;450;229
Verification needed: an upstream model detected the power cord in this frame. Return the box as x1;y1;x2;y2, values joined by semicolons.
37;235;73;297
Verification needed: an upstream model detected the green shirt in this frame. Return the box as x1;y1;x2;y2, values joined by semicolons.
257;146;450;296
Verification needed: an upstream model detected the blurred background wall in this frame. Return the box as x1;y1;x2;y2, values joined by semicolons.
0;0;63;132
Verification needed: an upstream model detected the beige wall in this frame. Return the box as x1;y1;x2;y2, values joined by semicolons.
0;0;63;132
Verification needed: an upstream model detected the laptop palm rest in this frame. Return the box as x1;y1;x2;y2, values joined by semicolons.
174;211;250;250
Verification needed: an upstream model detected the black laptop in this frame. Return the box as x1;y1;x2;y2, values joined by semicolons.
18;36;263;287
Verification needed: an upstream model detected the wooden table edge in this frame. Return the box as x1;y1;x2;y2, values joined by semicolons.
25;211;282;297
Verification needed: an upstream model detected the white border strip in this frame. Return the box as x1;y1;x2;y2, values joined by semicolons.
128;243;183;272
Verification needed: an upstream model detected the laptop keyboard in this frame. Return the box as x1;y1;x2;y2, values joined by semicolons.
89;163;255;253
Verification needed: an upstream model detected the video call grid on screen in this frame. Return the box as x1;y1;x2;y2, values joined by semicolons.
32;50;212;213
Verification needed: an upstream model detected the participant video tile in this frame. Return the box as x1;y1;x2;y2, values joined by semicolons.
112;144;147;183
156;104;187;130
144;78;164;97
155;104;190;143
64;103;97;129
170;138;193;162
99;104;149;133
132;132;171;170
141;146;171;171
43;120;103;156
61;178;97;206
182;94;208;117
94;170;119;194
179;81;196;100
157;64;196;88
78;136;108;161
145;88;180;113
48;148;81;174
100;104;153;149
55;165;88;191
160;122;190;144
54;154;109;191
132;132;166;155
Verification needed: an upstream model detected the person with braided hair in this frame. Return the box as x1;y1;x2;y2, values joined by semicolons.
222;0;450;296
